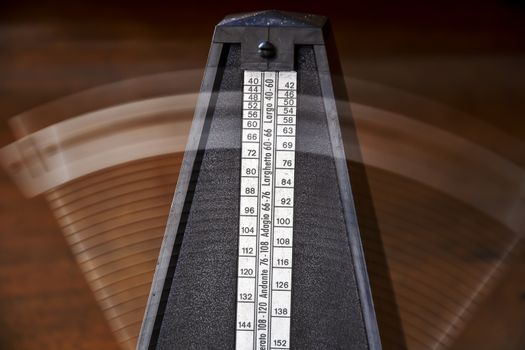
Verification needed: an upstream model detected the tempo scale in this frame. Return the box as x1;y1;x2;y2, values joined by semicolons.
236;70;297;349
138;11;381;350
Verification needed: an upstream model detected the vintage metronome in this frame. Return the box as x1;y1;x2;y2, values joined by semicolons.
138;10;381;350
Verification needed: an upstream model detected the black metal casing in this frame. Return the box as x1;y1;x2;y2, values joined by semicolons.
138;10;381;350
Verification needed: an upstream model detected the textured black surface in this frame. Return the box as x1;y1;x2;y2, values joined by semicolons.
290;46;368;349
155;44;242;349
154;45;368;349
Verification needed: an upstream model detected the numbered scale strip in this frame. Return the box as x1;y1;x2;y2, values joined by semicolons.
236;71;297;350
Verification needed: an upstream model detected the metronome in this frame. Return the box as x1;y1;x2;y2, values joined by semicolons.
138;10;381;350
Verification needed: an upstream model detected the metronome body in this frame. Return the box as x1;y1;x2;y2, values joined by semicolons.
138;11;381;350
